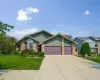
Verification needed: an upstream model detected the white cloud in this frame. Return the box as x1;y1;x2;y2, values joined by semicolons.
15;28;40;35
56;25;66;27
84;10;90;15
16;7;39;21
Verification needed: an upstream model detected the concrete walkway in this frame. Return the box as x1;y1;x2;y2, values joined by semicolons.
1;55;100;80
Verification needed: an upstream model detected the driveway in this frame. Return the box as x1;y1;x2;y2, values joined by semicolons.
1;55;100;80
39;55;100;80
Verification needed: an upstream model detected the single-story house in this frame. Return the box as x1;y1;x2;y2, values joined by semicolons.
16;30;78;55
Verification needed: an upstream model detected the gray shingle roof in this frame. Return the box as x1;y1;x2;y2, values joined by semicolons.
75;36;100;40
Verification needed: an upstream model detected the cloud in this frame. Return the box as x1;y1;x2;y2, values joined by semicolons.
16;7;39;21
56;25;66;27
15;28;40;35
7;28;40;39
84;10;90;15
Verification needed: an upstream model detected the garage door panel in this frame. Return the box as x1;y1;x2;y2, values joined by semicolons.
45;47;61;55
64;47;72;55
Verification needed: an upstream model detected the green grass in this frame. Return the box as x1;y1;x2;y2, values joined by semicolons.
0;55;43;70
86;54;100;63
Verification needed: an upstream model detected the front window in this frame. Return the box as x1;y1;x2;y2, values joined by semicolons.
29;39;33;50
95;44;98;47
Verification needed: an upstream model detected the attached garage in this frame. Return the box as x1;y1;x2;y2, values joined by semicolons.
43;34;76;55
45;46;61;55
64;46;72;55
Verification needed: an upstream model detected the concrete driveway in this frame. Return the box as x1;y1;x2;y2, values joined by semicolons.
39;55;100;80
1;55;100;80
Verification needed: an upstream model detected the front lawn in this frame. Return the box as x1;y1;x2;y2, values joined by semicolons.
0;55;43;70
86;54;100;63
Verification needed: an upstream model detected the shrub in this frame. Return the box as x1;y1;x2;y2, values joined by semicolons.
38;52;44;57
80;42;91;57
21;49;31;57
91;52;96;54
13;51;20;55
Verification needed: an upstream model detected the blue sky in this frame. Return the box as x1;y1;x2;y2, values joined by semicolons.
0;0;100;39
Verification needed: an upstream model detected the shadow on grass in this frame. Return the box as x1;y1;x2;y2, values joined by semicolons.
88;62;100;70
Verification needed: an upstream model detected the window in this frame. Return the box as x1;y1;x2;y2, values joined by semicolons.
29;39;33;50
95;44;98;47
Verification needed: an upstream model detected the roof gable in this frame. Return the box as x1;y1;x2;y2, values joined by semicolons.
44;33;77;44
29;30;53;43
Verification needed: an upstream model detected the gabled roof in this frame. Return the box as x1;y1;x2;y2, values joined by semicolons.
16;35;39;44
75;36;100;41
43;33;77;44
28;30;53;36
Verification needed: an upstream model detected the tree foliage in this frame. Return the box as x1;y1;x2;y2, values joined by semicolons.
0;36;17;54
80;42;91;57
0;21;14;39
65;35;72;39
0;21;16;54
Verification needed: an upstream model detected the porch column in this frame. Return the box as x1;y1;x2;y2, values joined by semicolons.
33;42;37;52
21;42;24;51
62;37;64;55
27;41;29;49
42;43;45;52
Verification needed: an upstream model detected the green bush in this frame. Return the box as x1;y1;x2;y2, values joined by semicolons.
13;51;20;55
21;49;31;57
21;49;44;57
38;52;44;57
80;42;91;57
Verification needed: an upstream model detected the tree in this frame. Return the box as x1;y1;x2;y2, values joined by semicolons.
64;35;72;39
0;21;14;39
80;42;91;57
0;36;17;54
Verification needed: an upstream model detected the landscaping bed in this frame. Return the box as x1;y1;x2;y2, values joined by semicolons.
86;54;100;63
0;55;43;70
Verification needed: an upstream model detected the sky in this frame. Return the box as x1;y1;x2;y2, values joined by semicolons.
0;0;100;39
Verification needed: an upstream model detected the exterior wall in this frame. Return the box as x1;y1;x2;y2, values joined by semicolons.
83;38;96;48
72;43;78;56
64;39;72;46
45;36;62;46
17;38;39;51
62;37;64;55
31;32;52;43
41;43;45;52
33;42;38;51
20;42;25;51
97;40;100;54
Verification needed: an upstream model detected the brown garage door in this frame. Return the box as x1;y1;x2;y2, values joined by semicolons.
64;46;72;55
45;46;61;55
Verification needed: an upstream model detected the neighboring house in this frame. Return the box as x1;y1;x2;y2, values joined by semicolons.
74;36;100;54
16;30;78;55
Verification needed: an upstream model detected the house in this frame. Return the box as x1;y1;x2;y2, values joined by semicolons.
74;36;100;54
16;30;78;55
